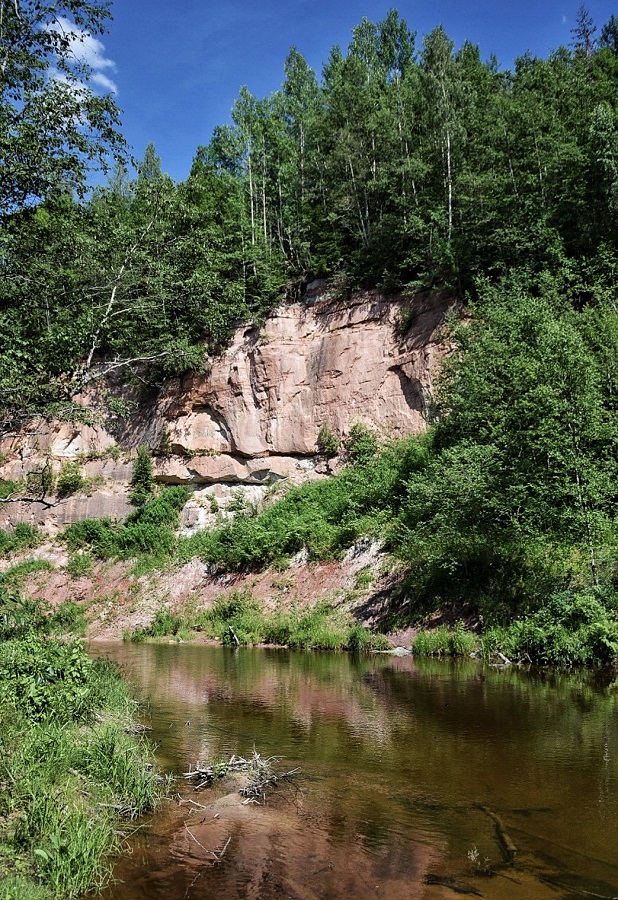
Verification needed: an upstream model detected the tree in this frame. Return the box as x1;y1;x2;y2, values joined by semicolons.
600;15;618;56
571;5;597;58
419;27;464;247
431;279;618;586
0;0;124;217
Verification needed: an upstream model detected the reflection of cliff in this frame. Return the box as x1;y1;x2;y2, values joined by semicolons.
0;288;456;531
96;644;618;900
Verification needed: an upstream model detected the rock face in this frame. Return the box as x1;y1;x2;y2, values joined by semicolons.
159;290;447;457
0;288;457;531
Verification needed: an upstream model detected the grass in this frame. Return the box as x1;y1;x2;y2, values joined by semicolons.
128;590;391;652
0;524;43;558
412;623;478;657
0;589;162;898
176;438;428;571
0;558;53;587
66;551;94;579
63;486;190;563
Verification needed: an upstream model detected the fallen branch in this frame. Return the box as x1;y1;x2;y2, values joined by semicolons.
182;751;301;804
477;805;517;863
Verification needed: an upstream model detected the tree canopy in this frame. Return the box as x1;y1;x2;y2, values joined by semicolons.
0;0;124;218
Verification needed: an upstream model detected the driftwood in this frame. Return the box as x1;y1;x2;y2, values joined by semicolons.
182;751;301;803
228;625;240;646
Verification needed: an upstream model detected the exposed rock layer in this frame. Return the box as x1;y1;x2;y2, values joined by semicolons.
0;289;456;530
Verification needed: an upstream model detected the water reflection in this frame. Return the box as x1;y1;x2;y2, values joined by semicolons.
93;644;618;900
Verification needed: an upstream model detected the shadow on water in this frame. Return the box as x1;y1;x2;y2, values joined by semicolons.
91;644;618;900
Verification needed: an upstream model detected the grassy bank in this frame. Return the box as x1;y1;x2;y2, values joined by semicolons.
127;589;391;653
0;589;162;899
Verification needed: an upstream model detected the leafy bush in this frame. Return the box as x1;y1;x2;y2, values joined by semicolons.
144;609;182;639
0;588;47;639
56;460;85;497
482;590;618;665
48;601;87;636
0;638;94;723
64;517;117;556
0;478;20;500
344;422;378;463
129;445;155;507
317;424;340;457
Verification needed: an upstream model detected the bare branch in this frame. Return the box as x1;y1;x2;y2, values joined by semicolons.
74;219;155;381
74;349;179;391
0;496;56;509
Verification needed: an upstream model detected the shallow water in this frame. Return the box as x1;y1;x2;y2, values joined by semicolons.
92;643;618;900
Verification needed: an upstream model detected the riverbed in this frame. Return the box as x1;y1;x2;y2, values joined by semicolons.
92;643;618;900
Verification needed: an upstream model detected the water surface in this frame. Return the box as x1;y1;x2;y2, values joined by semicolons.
93;643;618;900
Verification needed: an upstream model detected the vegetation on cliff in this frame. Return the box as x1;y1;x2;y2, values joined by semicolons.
3;5;618;662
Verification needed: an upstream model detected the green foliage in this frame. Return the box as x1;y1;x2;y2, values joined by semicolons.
56;461;85;498
482;590;618;665
47;601;87;637
317;424;340;457
131;608;183;642
66;552;94;579
0;524;42;558
0;558;53;588
132;591;391;652
129;445;155;507
0;0;123;220
63;486;189;562
0;589;161;897
0;638;94;723
63;518;117;558
0;479;20;500
344;423;378;463
178;438;427;571
5;8;618;430
412;623;478;657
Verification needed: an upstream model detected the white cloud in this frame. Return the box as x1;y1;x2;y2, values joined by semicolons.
91;71;118;93
46;16;118;94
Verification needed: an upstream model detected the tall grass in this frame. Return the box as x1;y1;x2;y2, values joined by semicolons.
412;623;478;657
63;486;189;563
0;591;162;898
129;590;391;652
0;523;42;557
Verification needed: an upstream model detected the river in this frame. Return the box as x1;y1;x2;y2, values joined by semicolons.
91;643;618;900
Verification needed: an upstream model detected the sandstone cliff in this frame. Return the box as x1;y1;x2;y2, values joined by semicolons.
0;287;456;532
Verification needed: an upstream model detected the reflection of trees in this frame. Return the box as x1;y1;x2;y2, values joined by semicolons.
94;644;618;886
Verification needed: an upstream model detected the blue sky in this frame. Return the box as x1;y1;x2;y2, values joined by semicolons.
93;0;615;183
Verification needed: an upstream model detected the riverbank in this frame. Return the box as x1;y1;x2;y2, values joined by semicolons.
4;536;618;667
0;592;163;900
